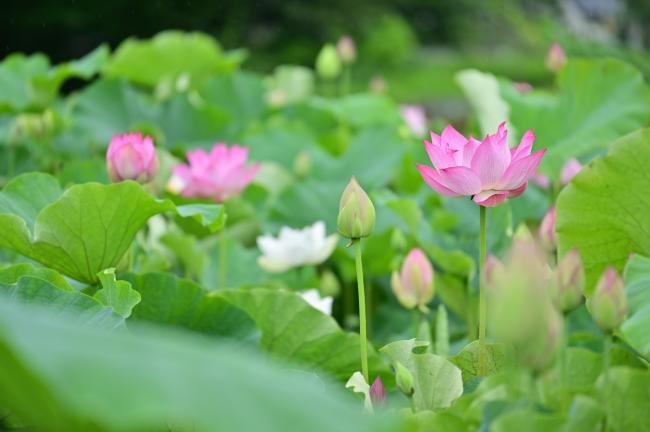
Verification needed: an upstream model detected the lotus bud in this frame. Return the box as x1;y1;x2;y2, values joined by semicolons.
484;254;505;286
520;307;563;371
560;158;582;185
545;42;567;72
315;44;342;80
336;35;357;64
395;361;414;396
551;249;584;312
293;150;311;178
320;269;341;297
106;132;159;183
370;75;387;94
591;267;627;331
337;177;375;240
369;377;386;406
513;82;533;93
390;228;407;252
391;248;434;311
539;206;557;253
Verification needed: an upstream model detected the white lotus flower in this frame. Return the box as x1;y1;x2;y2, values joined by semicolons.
256;221;337;273
301;289;333;315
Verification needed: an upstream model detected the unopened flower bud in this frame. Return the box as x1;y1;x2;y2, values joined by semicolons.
395;362;414;396
591;267;627;331
539;207;557;252
320;269;341;297
560;158;582;185
336;35;357;64
293;150;311;178
551;249;584;312
107;132;158;183
369;377;386;406
546;42;567;72
391;248;434;311
337;177;375;239
315;44;342;80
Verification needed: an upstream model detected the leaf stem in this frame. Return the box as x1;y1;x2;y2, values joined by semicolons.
219;229;227;290
478;205;487;376
355;239;369;382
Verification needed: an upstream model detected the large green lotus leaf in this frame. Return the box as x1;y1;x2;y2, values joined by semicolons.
0;297;396;432
557;129;650;294
216;288;391;382
0;45;108;112
0;275;121;328
597;367;650;432
0;173;224;284
620;254;650;359
503;58;650;175
380;339;463;411
124;272;256;341
104;30;240;87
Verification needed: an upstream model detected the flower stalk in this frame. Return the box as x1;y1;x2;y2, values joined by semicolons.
478;205;487;376
355;239;369;382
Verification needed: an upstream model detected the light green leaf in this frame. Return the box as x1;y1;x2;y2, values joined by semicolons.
504;58;650;175
345;371;372;411
448;341;515;382
175;203;226;233
0;263;73;292
215;288;390;382
94;268;141;319
104;31;237;87
0;296;395;432
380;339;463;411
557;128;650;294
620;254;650;359
561;395;604;432
597;367;650;432
124;272;256;341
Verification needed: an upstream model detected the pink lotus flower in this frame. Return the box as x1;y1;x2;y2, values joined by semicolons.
106;132;158;183
416;123;546;207
560;158;582;185
530;172;550;189
168;143;260;203
546;42;567;72
400;104;427;137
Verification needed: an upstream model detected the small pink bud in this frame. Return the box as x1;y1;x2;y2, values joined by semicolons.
400;105;427;137
106;132;158;183
546;42;567;72
560;158;582;185
369;75;387;94
539;206;557;252
336;35;357;64
530;172;550;190
391;248;434;311
551;249;585;312
513;82;533;93
591;267;627;331
369;377;386;406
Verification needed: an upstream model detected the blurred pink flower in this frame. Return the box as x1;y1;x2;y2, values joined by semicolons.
416;123;546;207
560;158;582;185
546;42;567;72
391;248;434;311
539;206;557;252
168;143;260;203
106;132;158;183
513;82;533;93
400;104;427;137
336;35;357;64
530;172;550;189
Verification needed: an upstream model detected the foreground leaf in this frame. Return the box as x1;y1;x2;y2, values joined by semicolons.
557;128;650;294
621;254;650;359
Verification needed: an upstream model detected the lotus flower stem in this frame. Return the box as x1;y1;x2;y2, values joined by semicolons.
603;332;612;389
355;239;369;382
478;205;487;376
219;229;227;290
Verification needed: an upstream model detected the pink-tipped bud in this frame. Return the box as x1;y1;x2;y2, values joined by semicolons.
539;206;557;252
106;132;158;183
591;267;627;331
546;42;567;72
551;249;585;312
513;82;533;93
391;248;434;311
484;254;506;286
560;158;582;185
369;377;386;407
400;105;427;137
336;35;357;64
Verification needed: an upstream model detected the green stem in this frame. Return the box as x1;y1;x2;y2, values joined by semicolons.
219;229;227;290
603;332;612;390
355;239;369;382
478;205;487;376
560;316;569;410
341;66;351;96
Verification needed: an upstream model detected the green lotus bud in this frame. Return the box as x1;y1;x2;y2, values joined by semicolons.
395;361;414;396
293;150;311;178
519;307;563;371
551;249;585;312
591;267;627;331
337;177;375;240
320;269;341;297
315;44;342;80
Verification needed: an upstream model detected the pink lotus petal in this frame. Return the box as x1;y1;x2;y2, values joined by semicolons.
417;164;459;197
560;158;582;185
511;130;535;161
507;182;528;198
437;166;482;195
473;190;508;207
441;125;468;150
471;135;511;188
497;149;546;190
424;140;456;169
